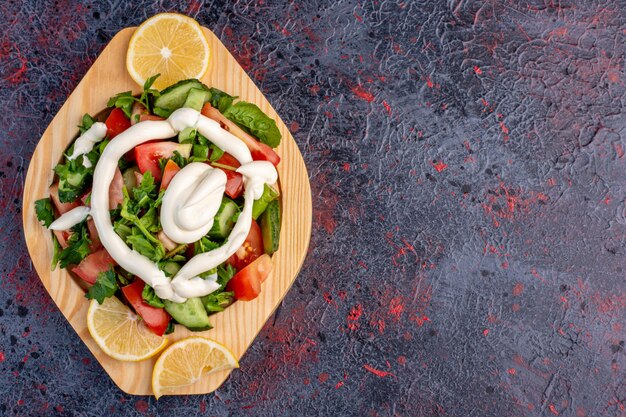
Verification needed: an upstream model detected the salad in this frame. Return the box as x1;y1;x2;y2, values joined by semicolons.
34;75;282;336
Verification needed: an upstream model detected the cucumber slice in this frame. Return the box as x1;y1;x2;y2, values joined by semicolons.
122;167;140;198
154;79;208;117
209;198;240;239
161;261;181;277
252;184;279;220
163;298;212;331
260;199;280;254
183;88;211;111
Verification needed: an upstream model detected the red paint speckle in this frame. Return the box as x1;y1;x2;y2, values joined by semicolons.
335;380;344;388
431;161;448;172
382;100;392;115
473;66;482;75
17;399;24;406
512;283;524;297
135;400;149;413
347;304;363;331
426;77;434;88
318;372;330;383
351;85;375;103
398;355;407;365
483;329;490;336
549;404;559;415
343;162;351;172
0;352;5;362
507;368;516;375
363;364;396;378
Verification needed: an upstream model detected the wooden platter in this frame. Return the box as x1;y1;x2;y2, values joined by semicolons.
22;27;312;396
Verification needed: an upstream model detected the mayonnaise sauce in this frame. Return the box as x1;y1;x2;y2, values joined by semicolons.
89;108;278;302
68;122;108;168
48;206;90;231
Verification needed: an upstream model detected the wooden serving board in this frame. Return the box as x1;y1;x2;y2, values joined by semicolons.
22;27;312;396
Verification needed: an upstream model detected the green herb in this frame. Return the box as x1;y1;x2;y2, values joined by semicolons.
178;126;197;143
54;155;92;203
223;101;282;148
208;88;237;113
217;264;237;287
194;236;220;255
85;269;119;304
208;143;225;162
201;291;235;313
78;114;96;135
58;220;91;268
170;151;188;168
107;74;161;118
107;91;135;118
142;284;165;308
126;229;165;262
35;198;55;227
164;321;175;334
50;233;62;270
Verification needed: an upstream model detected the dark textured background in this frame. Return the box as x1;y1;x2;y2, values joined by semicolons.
1;1;625;416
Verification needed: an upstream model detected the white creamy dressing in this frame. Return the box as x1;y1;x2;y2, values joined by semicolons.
87;108;277;302
68;122;108;168
48;206;91;230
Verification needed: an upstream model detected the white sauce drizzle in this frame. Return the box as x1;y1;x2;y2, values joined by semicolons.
48;206;90;230
68;122;108;168
89;108;277;303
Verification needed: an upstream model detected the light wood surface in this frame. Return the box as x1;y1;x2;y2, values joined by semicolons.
22;27;312;396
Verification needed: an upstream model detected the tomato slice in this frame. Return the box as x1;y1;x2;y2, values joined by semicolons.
105;108;131;139
220;168;243;199
109;168;124;209
49;183;79;215
134;142;189;182
87;219;102;252
71;249;117;285
53;229;71;249
160;160;181;190
201;103;280;166
227;220;264;270
121;281;170;336
215;152;241;169
226;254;273;301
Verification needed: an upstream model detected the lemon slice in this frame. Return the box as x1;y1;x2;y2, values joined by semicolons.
152;337;238;398
86;297;168;361
127;13;210;89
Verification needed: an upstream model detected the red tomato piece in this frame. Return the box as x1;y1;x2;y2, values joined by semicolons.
220;169;243;199
87;219;102;252
139;114;166;122
121;281;171;336
226;254;273;301
201;103;280;166
215;152;241;168
49;183;79;214
227;220;264;270
105;108;131;139
71;249;117;285
53;229;71;249
160;160;180;190
134;142;186;182
109;168;124;209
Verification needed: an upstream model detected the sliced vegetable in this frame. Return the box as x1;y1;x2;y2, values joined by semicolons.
49;183;80;214
163;298;211;331
154;79;208;117
227;220;264;270
220;169;244;199
214;152;240;169
122;281;170;336
201;291;234;313
260;199;280;254
160;160;181;190
183;87;210;111
208;197;239;239
53;156;92;203
223;102;282;148
201;103;280;166
226;254;272;301
134;142;191;181
71;249;117;285
251;184;279;220
109;168;125;209
105;108;131;139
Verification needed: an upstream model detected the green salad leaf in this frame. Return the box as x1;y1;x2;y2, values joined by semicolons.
208;88;237;113
35;198;55;227
107;91;135;118
223;101;282;148
201;291;235;313
57;220;91;268
54;155;92;203
78;113;96;135
142;284;165;308
86;269;119;304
